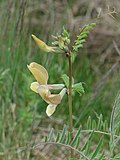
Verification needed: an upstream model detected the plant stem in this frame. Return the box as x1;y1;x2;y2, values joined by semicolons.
34;142;90;160
67;51;73;157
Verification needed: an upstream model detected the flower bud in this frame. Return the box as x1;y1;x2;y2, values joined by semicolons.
32;34;55;52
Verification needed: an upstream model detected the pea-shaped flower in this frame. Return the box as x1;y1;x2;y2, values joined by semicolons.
32;34;65;54
27;62;66;116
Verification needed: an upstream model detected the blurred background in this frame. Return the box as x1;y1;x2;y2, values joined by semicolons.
0;0;120;159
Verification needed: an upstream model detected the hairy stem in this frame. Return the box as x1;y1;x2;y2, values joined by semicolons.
67;52;73;157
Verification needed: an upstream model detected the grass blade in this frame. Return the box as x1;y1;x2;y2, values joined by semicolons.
97;152;104;160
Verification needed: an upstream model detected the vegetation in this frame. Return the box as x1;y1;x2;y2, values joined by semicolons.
0;0;120;159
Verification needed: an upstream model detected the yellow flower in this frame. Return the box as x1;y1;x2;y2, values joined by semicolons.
27;62;66;116
32;34;65;54
32;34;55;53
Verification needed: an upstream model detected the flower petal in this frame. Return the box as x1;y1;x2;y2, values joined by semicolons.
46;104;57;117
38;86;66;105
37;86;51;104
30;82;39;93
59;88;67;99
47;88;66;104
45;84;65;90
37;86;61;104
27;62;48;84
32;34;55;52
47;94;61;104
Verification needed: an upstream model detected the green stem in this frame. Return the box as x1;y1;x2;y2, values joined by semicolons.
68;52;73;157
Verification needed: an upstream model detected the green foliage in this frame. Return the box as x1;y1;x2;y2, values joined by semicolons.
72;82;85;96
81;131;94;151
110;92;120;135
97;114;103;130
42;113;120;159
92;119;97;130
110;92;120;154
59;125;66;143
72;23;96;52
70;51;75;63
87;116;92;130
113;153;120;159
61;74;85;96
85;114;120;158
62;26;70;38
71;126;81;147
97;152;104;160
0;0;120;159
48;128;54;142
75;137;80;149
90;137;103;159
61;74;74;88
0;68;10;85
42;125;106;159
86;114;109;132
56;132;60;142
61;74;70;88
103;120;109;132
66;131;71;145
43;126;90;159
52;27;70;51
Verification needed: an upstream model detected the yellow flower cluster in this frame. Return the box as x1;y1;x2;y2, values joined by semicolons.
28;62;66;117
